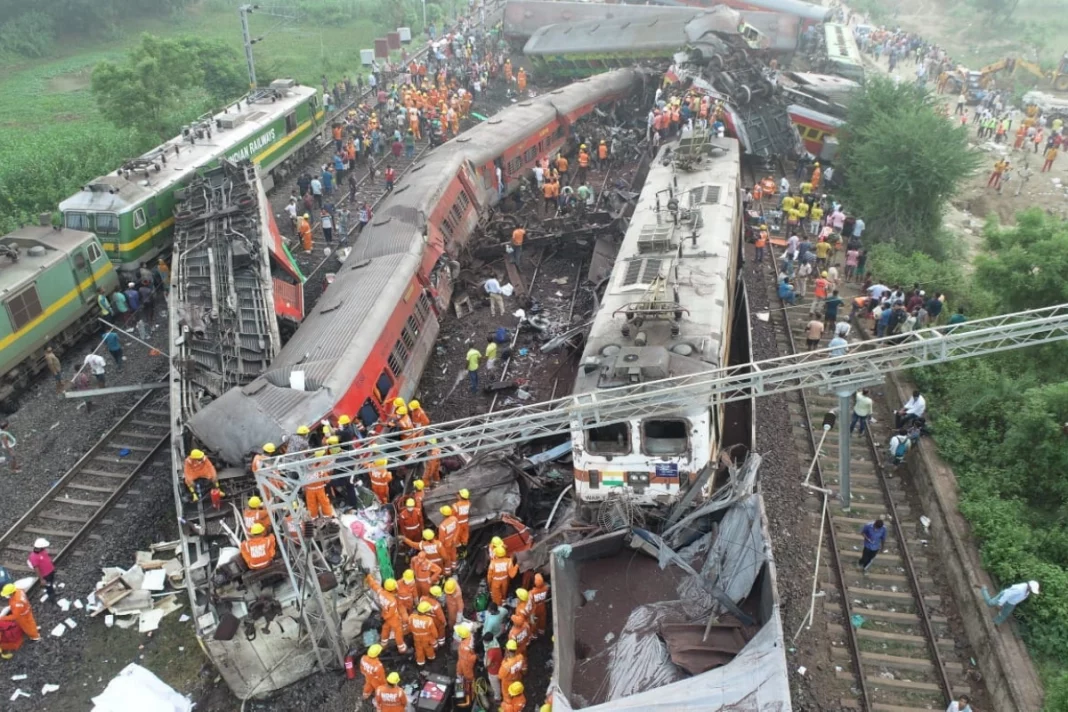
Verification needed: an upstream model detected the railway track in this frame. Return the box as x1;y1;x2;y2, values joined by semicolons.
745;167;978;710
0;389;169;576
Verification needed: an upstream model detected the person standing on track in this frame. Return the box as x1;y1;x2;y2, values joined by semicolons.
858;519;887;573
0;420;18;473
27;539;56;598
44;347;63;395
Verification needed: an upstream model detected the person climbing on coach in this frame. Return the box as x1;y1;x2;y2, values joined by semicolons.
183;449;219;502
240;523;277;570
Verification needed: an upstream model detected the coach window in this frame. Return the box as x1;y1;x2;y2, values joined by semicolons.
642;419;689;456
94;213;120;235
285;112;297;134
506;157;522;175
358;398;380;427
586;423;630;455
374;369;394;401
523;146;537;163
133;208;147;230
6;285;43;332
65;212;91;231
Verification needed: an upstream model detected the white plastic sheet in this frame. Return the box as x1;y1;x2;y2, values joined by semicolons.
91;664;193;712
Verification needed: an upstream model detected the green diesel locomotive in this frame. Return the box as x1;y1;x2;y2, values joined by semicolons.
0;222;119;407
60;80;323;275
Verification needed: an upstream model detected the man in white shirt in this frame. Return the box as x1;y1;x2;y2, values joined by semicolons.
284;197;298;236
895;389;926;428
484;276;505;316
532;165;544;190
84;352;107;387
852;217;865;239
945;694;973;712
981;580;1039;624
834;319;851;338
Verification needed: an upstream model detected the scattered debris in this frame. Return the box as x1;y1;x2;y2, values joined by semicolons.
9;689;30;701
91;663;193;712
41;684;59;696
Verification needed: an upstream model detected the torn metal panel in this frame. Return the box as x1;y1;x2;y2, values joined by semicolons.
422;451;522;529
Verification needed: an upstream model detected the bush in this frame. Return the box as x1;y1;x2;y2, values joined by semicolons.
0;11;56;58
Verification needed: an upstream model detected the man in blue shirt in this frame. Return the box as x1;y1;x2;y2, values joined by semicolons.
103;331;124;370
859;519;887;572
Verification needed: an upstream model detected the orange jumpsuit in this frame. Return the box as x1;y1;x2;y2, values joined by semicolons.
397;505;424;543
499;652;525;693
396;577;417;617
531;581;550;637
408;611;438;665
487;553;518;605
437;514;459;575
423;450;441;485
359;654;386;699
457;635;477;687
365;575;408;653
304;466;334;518
411;406;430;429
183;456;217;491
370;466;392;504
299;217;313;252
404;537;444;572
517;69;527;92
811;167;822;189
453;498;471;546
420;595;447;646
242;507;271;533
411;554;443;597
2;590;39;640
501;690;527;712
240;535;277;570
374;684;408;712
444;587;464;628
508;614;532;656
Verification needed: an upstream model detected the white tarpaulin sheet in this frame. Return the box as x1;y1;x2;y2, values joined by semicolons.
91;663;193;712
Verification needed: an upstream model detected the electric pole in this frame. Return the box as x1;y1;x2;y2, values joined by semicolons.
239;4;300;92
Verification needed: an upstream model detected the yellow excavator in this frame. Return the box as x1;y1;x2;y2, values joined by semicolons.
979;54;1068;91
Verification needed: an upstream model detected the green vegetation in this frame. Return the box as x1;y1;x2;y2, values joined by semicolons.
868;211;1068;709
838;76;981;259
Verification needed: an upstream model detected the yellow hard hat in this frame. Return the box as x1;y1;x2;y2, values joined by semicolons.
440;505;453;517
262;442;276;454
444;578;457;594
516;588;529;602
396;406;408;416
509;681;524;696
403;569;415;582
408;400;421;410
386;672;400;685
494;546;506;557
250;523;266;535
1;584;15;597
814;161;820;167
248;496;263;509
491;536;503;547
506;639;518;651
338;415;351;425
327;435;339;445
458;489;469;499
821;271;828;278
190;449;205;460
414;480;425;490
368;644;383;658
375;458;388;466
314;449;327;458
418;601;432;613
422;529;435;541
430;585;443;597
456;624;471;639
297;425;310;435
540;706;552;712
406;498;416;508
580;143;587;149
393;397;405;407
430;438;438;445
384;578;398;591
760;224;767;229
303;213;310;219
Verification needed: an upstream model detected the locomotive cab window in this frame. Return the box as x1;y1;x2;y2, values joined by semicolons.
146;202;159;221
586;423;630;455
642;419;688;455
6;285;43;331
133;208;147;230
94;212;119;234
87;241;103;263
65;212;90;231
285;112;297;134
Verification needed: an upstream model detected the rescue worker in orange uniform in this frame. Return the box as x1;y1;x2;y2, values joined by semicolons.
409;600;439;665
437;505;460;576
499;639;525;695
411;479;427;511
391;406;415;451
514;588;534;625
810;162;821;190
403;529;444;572
423;586;448;647
298;213;313;253
487;545;518;605
370;458;392;504
530;573;550;637
397;498;424;547
443;577;464;628
597;139;608;169
183;449;218;502
243;496;271;534
365;574;409;653
455;624;477;706
304;450;334;518
240;523;277;570
251;442;275;475
360;644;386;700
408;399;430;429
411;552;443;597
454;489;471;547
396;569;418;617
502;681;527;712
375;672;408;712
516;68;527;93
508;611;533;656
0;585;40;642
422;440;442;485
577;144;590;183
555;154;568;184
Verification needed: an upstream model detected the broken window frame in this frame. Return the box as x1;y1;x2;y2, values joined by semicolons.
585;422;631;455
640;418;690;456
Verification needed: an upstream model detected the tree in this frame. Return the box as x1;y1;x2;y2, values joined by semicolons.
92;34;248;139
837;76;981;257
975;209;1068;312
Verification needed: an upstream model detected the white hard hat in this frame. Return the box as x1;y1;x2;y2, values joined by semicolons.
1028;580;1040;595
34;538;50;549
